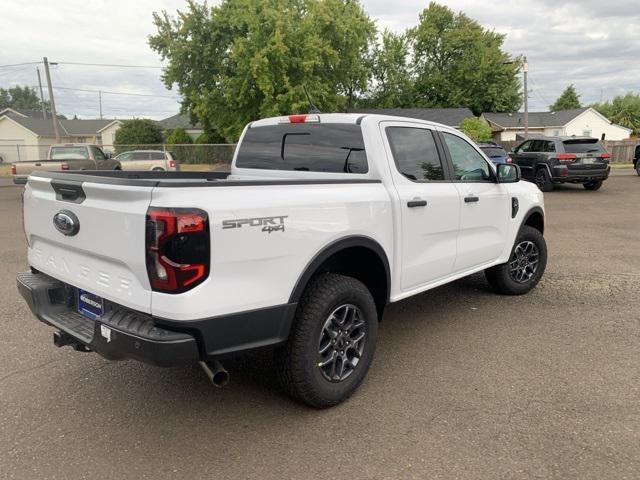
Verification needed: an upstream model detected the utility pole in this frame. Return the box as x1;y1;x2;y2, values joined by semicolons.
36;67;47;120
43;57;60;142
98;90;103;119
523;56;529;140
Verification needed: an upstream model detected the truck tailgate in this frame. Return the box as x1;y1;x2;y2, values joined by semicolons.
24;176;154;313
14;160;65;175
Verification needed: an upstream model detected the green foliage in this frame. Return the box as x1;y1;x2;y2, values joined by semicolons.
591;93;640;135
550;84;581;111
409;2;521;115
0;85;44;110
459;117;492;142
149;0;376;142
359;30;413;108
113;119;164;153
165;127;193;145
195;131;220;144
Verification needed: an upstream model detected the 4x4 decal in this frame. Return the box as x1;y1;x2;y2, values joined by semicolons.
222;215;288;233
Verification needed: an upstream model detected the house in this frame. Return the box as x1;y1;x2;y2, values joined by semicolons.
0;114;119;162
350;108;474;128
157;113;204;141
482;107;632;142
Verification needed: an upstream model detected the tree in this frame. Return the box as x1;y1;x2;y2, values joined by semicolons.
459;117;492;142
149;0;376;142
165;127;193;145
550;85;581;111
409;3;521;115
113;119;164;153
0;85;46;110
360;30;413;108
591;93;640;135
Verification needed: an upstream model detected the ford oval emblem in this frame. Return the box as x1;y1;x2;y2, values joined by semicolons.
53;210;80;236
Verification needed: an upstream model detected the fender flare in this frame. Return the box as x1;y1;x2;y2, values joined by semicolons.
520;206;545;234
288;235;391;305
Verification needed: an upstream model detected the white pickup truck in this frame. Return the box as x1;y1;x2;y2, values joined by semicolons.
17;113;547;408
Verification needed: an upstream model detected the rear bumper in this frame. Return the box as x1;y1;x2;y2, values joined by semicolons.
17;270;297;366
13;176;27;185
551;166;610;183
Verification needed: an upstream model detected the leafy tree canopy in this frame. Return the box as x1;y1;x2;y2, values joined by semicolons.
459;117;492;142
0;85;47;110
409;2;521;115
550;84;581;111
591;93;640;135
114;119;164;148
166;127;193;144
150;0;376;142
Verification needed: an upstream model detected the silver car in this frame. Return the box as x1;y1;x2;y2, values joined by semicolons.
114;150;178;171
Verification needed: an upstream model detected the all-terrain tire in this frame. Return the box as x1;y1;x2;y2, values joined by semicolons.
485;226;547;295
275;273;378;408
535;168;554;192
583;180;603;191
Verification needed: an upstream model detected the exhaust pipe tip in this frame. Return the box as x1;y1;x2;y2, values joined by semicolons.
199;360;229;388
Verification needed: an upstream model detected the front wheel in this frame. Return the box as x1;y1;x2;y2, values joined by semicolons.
583;180;603;191
485;226;547;295
275;273;378;408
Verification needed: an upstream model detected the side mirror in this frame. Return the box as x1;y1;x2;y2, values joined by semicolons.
496;163;520;183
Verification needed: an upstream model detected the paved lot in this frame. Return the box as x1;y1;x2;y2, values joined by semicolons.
1;172;638;479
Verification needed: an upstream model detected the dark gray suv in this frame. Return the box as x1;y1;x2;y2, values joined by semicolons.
511;137;611;191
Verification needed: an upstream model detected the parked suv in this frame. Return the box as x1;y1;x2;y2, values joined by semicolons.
511;136;611;191
634;145;640;176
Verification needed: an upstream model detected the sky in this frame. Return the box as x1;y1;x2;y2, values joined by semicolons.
1;0;638;119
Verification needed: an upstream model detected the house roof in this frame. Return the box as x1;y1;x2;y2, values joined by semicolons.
0;107;66;119
157;113;202;130
350;107;474;127
482;108;591;129
2;115;116;137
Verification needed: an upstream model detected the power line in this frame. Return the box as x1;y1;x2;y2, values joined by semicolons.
55;61;164;69
42;85;178;100
0;61;41;68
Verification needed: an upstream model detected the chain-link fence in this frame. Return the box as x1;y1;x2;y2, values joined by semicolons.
0;143;237;166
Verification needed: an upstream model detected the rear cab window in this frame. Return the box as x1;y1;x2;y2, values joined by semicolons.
50;146;89;160
235;123;368;174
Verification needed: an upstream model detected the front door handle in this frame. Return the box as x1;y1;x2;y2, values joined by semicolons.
464;196;479;203
407;199;427;208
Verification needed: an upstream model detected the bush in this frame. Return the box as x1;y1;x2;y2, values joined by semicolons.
458;117;492;142
165;127;193;162
113;119;163;153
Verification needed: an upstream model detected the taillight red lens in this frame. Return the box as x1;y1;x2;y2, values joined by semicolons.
556;154;577;162
61;163;70;170
506;157;513;163
145;207;210;293
11;164;16;175
169;159;175;168
599;153;611;159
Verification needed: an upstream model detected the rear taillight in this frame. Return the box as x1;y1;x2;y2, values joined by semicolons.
169;159;175;168
599;153;611;159
556;154;577;162
61;162;70;170
145;207;210;293
11;164;16;175
506;157;513;163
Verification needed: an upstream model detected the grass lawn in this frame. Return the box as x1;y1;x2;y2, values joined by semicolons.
610;163;634;169
180;163;230;172
0;164;11;177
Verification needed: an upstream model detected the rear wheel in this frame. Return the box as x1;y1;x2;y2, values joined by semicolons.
635;161;640;176
535;168;554;192
485;226;547;295
583;180;603;191
275;273;378;408
152;167;165;172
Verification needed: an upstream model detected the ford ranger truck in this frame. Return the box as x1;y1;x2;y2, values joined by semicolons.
17;113;547;408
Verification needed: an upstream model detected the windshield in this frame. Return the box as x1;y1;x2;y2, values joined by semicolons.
563;139;605;154
50;146;89;160
480;147;507;158
236;123;368;173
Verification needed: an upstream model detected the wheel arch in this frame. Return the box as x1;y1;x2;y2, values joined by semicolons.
288;236;391;319
522;206;544;234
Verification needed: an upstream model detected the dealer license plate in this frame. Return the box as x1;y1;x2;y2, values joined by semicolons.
77;289;104;320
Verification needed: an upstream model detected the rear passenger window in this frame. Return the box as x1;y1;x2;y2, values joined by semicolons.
236;124;368;173
150;152;166;160
386;127;444;181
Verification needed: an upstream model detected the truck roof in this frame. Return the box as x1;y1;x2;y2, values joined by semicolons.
249;113;451;130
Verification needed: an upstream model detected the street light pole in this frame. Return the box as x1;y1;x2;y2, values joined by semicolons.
523;57;529;140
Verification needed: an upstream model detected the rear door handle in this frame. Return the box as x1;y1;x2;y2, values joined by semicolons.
464;196;479;203
407;199;427;208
